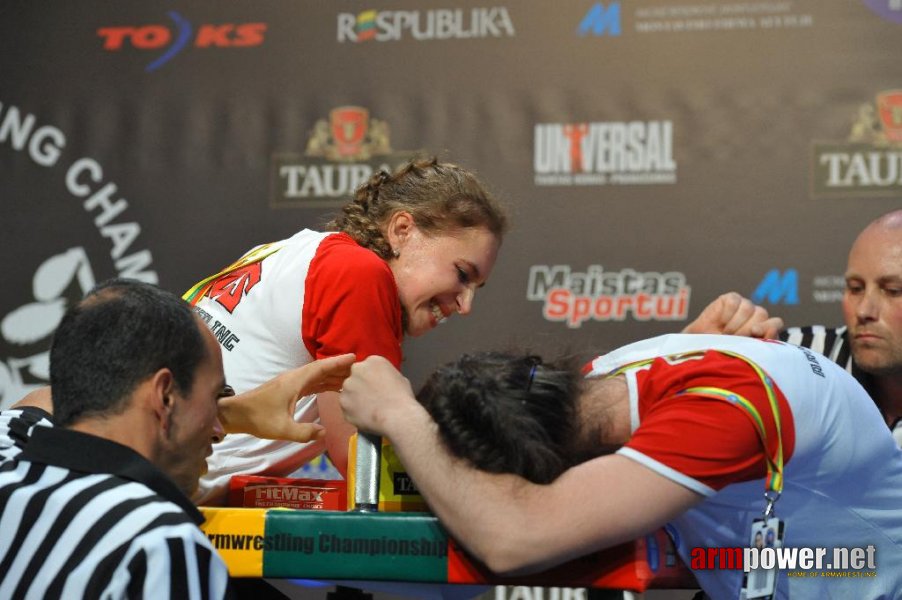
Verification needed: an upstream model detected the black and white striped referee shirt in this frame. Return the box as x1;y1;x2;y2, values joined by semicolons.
0;407;233;599
780;325;854;372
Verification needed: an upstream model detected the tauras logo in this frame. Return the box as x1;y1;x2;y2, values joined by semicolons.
811;90;902;198
392;472;419;495
271;106;421;206
0;101;158;409
527;265;690;328
534;120;676;186
337;7;514;43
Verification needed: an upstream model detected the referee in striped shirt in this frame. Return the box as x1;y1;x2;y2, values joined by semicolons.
0;279;232;599
781;209;902;445
0;279;353;599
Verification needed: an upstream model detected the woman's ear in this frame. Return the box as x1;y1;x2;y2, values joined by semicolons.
385;211;414;251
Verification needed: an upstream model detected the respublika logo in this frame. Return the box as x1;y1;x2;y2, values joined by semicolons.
270;106;423;206
97;11;266;72
578;3;621;36
337;7;515;42
752;269;799;306
811;90;902;198
862;0;902;25
534;120;676;186
527;265;691;328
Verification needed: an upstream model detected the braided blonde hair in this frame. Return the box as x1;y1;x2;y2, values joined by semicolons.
325;158;508;259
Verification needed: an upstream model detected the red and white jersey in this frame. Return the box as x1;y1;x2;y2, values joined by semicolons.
192;229;402;505
584;334;902;599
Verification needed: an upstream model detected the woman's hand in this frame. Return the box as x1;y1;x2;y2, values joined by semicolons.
338;355;418;436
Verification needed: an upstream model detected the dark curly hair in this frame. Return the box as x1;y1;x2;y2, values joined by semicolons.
415;351;584;484
325;158;508;259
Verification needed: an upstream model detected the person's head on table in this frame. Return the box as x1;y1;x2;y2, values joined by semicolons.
339;334;902;598
326;157;508;337
414;350;620;484
50;278;226;496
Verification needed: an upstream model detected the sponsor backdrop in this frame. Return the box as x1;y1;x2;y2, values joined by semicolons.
1;0;900;416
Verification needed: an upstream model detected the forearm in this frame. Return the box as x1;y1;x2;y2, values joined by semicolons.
317;390;354;477
384;405;702;574
216;393;252;435
340;356;702;574
382;403;565;574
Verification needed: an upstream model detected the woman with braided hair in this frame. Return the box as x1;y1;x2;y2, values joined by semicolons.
340;334;902;598
186;157;507;505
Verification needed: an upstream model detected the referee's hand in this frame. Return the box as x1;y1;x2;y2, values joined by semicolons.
217;353;355;442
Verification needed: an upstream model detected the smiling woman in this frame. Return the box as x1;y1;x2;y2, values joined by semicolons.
186;158;509;505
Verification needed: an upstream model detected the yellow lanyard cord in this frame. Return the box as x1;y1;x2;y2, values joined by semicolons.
604;350;785;496
182;242;284;306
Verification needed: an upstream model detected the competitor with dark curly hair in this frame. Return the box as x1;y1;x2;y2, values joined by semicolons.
185;158;508;505
340;334;902;598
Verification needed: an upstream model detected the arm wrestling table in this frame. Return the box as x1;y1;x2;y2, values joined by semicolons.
199;433;698;596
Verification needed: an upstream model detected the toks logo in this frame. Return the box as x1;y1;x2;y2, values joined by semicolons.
270;106;423;206
811;90;902;198
97;11;266;72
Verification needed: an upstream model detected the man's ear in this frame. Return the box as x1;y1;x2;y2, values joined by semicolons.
385;211;414;250
148;368;176;432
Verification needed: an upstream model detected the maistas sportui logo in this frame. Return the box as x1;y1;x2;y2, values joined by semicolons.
97;11;266;72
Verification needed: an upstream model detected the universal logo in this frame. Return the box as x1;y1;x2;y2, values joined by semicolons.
534;120;676;186
811;90;902;198
270;106;423;206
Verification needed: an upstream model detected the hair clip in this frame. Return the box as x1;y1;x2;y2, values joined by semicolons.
525;363;538;393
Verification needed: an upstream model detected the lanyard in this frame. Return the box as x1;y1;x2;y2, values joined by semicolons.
605;350;785;512
182;241;284;306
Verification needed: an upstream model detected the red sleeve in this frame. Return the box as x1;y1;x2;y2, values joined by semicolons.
301;234;403;368
623;352;795;492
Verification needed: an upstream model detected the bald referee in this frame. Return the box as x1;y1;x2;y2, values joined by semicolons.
0;279;353;599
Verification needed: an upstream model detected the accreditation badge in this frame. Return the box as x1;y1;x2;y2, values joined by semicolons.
740;516;785;599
